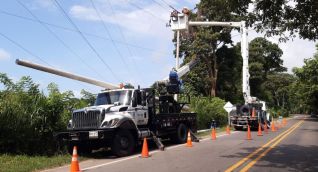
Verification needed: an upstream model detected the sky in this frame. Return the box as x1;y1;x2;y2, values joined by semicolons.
0;0;317;97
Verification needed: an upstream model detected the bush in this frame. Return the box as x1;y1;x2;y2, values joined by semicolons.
268;107;289;118
190;97;227;129
0;74;93;155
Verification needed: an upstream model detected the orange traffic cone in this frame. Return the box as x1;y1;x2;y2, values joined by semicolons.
257;123;263;136
186;131;193;147
226;125;231;135
246;125;252;140
278;120;282;128
283;118;287;126
141;138;149;158
271;121;276;132
70;146;80;172
264;122;268;134
252;108;255;117
276;120;280;130
211;128;217;140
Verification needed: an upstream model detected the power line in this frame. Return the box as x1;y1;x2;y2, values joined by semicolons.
89;0;132;76
16;0;107;81
0;9;171;55
158;0;178;11
0;32;50;66
105;0;142;77
52;0;121;82
150;0;171;12
127;0;166;23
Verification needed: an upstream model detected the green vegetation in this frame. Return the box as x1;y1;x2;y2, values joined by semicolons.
0;74;93;155
1;0;318;171
0;154;72;172
190;97;227;129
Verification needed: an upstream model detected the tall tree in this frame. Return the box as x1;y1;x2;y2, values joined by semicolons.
248;37;286;99
249;0;318;40
293;44;318;113
176;0;249;97
263;73;295;108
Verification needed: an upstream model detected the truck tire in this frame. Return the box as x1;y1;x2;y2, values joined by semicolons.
173;123;188;144
240;105;250;115
111;130;135;157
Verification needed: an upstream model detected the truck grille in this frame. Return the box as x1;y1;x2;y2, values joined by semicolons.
72;110;101;129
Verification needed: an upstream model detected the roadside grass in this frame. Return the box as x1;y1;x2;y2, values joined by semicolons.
0;126;234;172
0;153;78;172
195;125;231;138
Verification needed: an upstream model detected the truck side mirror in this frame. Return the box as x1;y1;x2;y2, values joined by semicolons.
132;91;137;107
141;91;147;106
132;99;137;107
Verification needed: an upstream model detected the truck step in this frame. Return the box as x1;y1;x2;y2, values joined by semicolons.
151;131;165;151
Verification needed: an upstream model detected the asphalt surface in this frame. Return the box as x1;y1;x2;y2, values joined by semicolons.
44;114;318;172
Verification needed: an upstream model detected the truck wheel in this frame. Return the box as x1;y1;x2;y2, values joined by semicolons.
174;123;188;144
111;130;135;157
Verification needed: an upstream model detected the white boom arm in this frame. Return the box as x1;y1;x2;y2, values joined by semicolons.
161;58;199;82
16;59;120;89
240;21;251;103
170;10;251;104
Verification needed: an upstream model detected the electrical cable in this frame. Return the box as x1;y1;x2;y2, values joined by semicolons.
0;9;171;55
127;0;166;23
150;0;171;12
16;0;107;81
0;32;50;66
89;0;132;76
53;0;122;82
105;0;142;77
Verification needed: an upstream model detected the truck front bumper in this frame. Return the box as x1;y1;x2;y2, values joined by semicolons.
55;129;116;142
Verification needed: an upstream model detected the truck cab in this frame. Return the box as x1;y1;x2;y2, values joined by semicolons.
67;89;149;131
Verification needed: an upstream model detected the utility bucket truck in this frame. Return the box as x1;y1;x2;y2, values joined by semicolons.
16;59;198;157
169;8;270;131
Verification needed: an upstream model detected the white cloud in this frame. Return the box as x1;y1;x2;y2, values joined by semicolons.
0;49;11;61
29;0;56;11
232;30;317;73
69;1;172;38
35;0;55;8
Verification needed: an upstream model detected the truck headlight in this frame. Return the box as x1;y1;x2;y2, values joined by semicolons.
67;120;72;129
101;118;120;128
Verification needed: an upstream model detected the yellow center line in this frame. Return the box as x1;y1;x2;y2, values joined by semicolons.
224;120;303;172
239;120;304;172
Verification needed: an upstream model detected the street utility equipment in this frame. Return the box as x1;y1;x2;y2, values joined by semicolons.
16;58;198;157
169;8;270;130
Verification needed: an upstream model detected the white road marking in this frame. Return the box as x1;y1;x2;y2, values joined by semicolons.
82;131;239;171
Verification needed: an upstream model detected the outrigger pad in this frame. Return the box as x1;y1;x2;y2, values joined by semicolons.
190;130;200;142
151;131;165;151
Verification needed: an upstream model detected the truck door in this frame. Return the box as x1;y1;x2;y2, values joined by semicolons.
132;90;148;125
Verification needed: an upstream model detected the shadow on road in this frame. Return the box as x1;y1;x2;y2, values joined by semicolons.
254;144;318;171
222;144;318;171
82;140;176;160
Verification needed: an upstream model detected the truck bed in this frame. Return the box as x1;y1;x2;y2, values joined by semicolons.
154;112;197;136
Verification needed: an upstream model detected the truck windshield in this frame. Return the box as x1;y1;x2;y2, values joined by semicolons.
94;90;132;106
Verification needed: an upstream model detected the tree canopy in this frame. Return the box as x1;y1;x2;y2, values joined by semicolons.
249;0;318;40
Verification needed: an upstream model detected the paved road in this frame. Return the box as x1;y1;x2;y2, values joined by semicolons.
45;115;318;172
